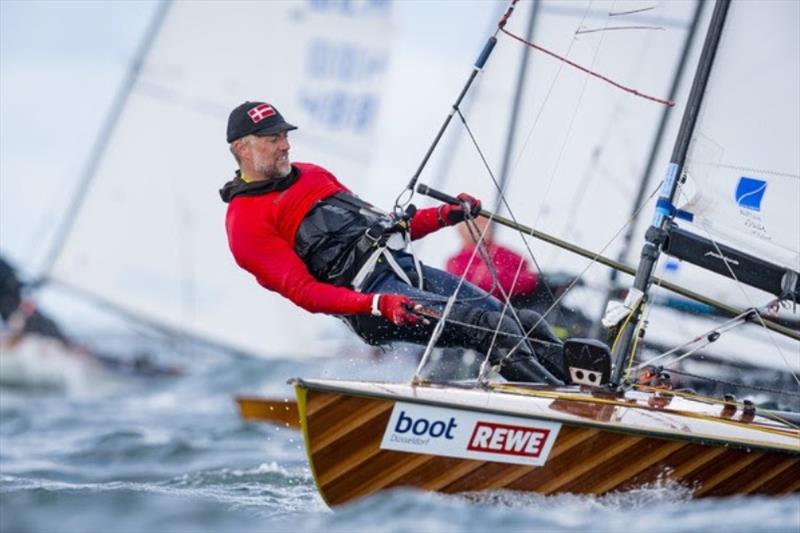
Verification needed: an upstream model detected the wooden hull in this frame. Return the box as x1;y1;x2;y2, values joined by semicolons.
293;379;800;506
235;396;300;428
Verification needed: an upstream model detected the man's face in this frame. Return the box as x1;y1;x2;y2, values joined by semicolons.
251;131;291;179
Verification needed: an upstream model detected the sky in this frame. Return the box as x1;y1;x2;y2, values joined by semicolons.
1;1;159;271
0;0;498;340
0;0;496;277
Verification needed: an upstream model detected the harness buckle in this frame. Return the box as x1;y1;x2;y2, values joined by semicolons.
364;223;387;245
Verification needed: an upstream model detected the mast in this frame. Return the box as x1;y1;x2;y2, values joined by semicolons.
36;0;172;280
493;0;540;215
592;0;705;337
609;0;731;388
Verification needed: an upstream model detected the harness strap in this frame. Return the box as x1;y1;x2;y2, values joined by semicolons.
352;233;422;292
318;192;424;292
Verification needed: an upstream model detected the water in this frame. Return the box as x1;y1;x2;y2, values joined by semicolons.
1;345;799;533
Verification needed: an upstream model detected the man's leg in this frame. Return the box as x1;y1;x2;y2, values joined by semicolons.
348;260;565;384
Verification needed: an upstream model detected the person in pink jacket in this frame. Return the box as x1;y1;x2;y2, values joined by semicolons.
446;218;539;301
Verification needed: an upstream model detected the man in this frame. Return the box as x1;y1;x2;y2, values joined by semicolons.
220;101;566;384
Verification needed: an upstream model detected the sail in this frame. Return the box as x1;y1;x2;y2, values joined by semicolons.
415;1;700;289
676;0;800;274
49;1;394;357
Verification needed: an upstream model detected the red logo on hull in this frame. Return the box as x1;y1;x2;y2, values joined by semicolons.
467;422;550;458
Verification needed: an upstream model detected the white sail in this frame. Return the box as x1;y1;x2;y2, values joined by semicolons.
677;0;800;273
49;1;394;357
415;0;701;289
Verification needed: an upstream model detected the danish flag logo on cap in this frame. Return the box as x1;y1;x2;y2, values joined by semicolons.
248;103;276;123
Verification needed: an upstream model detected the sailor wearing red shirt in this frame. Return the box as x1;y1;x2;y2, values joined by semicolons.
220;101;565;384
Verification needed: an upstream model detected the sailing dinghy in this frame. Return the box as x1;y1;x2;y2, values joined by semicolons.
290;0;800;505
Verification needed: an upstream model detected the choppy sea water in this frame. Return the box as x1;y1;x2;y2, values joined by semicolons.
1;344;799;533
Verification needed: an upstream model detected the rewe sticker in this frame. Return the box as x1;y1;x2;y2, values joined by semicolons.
467;422;550;458
380;402;561;466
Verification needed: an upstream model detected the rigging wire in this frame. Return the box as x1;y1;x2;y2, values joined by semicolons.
673;176;800;384
658;369;800;399
446;9;688;370
609;5;658;17
637;308;756;370
551;2;666;263
499;26;674;106
492;0;633;324
575;25;665;35
511;182;662;353
447;109;567;382
452;0;599;340
479;1;623;340
409;0;591;376
413;215;498;380
699;223;800;385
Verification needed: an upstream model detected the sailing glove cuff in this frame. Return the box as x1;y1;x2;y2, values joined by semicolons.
438;193;482;226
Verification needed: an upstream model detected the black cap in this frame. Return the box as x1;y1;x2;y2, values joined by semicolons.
226;101;298;143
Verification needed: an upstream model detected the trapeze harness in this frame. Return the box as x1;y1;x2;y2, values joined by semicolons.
294;192;423;292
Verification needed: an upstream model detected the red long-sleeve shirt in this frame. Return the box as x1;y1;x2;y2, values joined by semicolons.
446;243;539;299
222;162;445;315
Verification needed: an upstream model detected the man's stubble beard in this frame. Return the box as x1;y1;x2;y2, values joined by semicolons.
253;151;291;180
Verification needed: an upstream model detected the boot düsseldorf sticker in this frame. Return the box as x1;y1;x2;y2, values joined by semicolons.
380;402;561;466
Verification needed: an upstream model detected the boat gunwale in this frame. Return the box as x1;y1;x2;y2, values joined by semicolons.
291;377;800;455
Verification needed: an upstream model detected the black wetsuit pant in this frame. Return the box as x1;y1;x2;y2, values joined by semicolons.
345;253;566;383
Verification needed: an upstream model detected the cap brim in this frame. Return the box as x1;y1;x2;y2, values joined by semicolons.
253;122;298;136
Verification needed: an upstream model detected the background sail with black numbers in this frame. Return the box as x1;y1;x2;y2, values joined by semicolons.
47;0;395;358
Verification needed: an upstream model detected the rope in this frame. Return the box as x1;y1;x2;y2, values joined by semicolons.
499;26;674;106
636;308;756;370
453;111;560;342
454;0;599;324
495;0;520;34
698;221;800;386
663;368;800;399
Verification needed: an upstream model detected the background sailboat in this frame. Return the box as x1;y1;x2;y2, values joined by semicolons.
30;1;397;358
